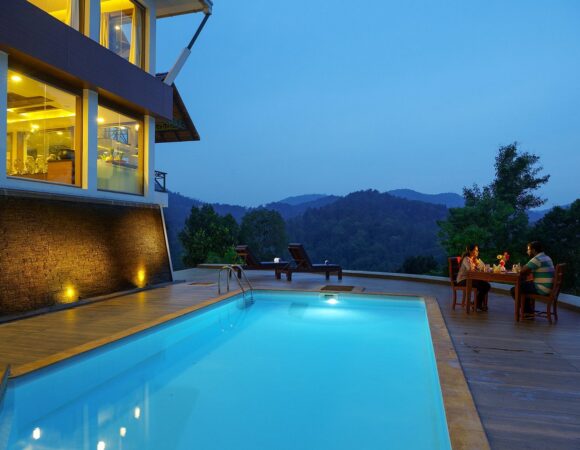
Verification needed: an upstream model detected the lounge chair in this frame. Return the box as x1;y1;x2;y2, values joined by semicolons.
234;245;288;279
285;243;342;281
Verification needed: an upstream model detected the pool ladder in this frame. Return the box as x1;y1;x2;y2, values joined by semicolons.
218;265;254;307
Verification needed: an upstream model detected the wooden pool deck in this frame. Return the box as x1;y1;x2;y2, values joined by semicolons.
1;269;579;450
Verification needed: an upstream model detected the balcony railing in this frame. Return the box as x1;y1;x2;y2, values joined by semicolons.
154;170;167;192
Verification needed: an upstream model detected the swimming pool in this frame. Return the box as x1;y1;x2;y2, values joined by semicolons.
0;290;451;450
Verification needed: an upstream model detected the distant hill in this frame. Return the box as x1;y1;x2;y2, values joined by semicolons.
276;194;330;205
387;189;464;208
528;204;571;223
286;190;448;272
164;189;568;271
263;195;340;219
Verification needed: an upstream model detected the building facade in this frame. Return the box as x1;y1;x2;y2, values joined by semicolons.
0;0;209;317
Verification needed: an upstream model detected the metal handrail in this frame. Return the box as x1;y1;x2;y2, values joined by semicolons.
218;265;254;305
154;170;167;192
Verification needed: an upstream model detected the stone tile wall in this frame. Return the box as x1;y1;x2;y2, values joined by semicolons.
0;191;172;315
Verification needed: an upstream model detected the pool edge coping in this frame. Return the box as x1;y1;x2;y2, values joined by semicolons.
8;291;241;378
0;364;9;407
7;287;490;450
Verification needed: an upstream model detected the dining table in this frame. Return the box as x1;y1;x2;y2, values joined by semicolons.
466;270;526;321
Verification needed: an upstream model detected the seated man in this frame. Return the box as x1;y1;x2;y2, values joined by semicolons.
511;241;554;317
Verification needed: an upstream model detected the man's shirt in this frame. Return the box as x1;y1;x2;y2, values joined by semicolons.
526;252;555;295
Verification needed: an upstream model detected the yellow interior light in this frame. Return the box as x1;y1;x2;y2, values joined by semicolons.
97;117;105;124
11;74;22;82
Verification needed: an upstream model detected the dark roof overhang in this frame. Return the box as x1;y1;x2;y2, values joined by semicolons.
155;0;212;18
155;74;200;143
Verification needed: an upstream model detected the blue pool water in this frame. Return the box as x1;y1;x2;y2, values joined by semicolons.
0;291;451;450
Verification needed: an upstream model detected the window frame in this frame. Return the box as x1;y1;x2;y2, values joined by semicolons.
5;64;83;188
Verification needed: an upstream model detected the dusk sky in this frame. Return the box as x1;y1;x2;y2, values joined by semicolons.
156;0;580;208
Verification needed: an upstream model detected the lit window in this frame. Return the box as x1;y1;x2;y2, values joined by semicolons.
97;105;143;195
28;0;80;30
6;70;81;187
100;0;144;67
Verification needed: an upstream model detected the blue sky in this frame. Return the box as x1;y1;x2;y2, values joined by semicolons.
155;0;580;207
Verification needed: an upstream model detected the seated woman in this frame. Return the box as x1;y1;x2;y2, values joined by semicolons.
456;243;491;311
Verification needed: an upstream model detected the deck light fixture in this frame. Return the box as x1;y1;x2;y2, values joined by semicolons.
32;428;41;440
97;441;106;450
137;269;146;287
134;407;141;419
120;427;127;437
67;287;75;300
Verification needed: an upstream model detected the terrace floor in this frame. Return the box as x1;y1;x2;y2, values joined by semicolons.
1;269;579;450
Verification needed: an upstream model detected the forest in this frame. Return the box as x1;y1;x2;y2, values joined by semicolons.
169;144;579;294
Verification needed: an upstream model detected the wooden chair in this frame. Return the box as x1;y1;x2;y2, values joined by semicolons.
519;263;565;323
448;257;484;310
285;243;342;281
234;245;289;279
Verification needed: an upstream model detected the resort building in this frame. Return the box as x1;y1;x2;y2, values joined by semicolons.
0;0;210;318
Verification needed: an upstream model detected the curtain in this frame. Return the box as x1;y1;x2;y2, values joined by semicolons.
66;0;80;30
129;7;142;66
100;13;110;49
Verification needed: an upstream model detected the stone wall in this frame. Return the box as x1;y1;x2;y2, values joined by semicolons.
0;191;172;316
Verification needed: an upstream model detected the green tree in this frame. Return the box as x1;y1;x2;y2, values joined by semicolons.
178;205;239;267
530;200;580;294
398;255;439;275
464;142;550;211
439;143;548;263
239;209;287;260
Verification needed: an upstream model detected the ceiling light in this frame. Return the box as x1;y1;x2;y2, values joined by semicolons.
11;75;22;82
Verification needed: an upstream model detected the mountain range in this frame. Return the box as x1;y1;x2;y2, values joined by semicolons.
164;189;556;269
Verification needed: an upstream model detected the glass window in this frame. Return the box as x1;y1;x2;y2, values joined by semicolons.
97;105;143;195
27;0;80;30
100;0;144;67
6;70;82;187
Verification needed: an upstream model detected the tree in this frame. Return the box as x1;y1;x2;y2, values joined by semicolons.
439;191;529;263
465;142;550;211
398;255;439;275
530;200;580;295
178;204;239;267
439;143;548;263
239;209;287;261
